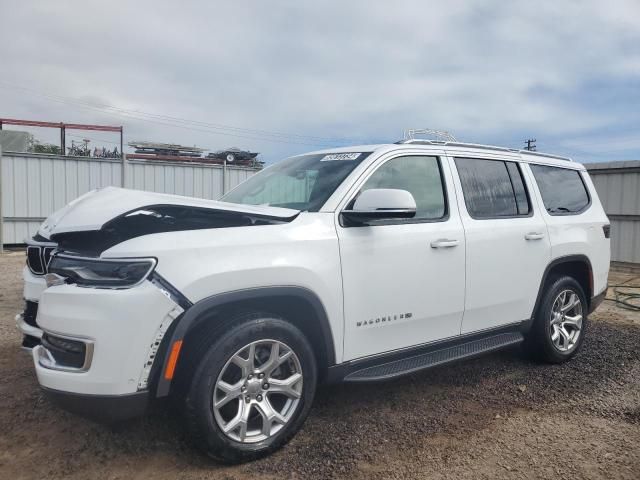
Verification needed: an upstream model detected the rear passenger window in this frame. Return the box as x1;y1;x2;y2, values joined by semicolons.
455;158;530;219
530;165;590;214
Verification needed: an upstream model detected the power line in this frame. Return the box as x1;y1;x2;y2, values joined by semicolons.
0;81;353;147
0;81;321;142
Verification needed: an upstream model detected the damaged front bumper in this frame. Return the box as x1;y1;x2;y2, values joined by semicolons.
33;279;184;405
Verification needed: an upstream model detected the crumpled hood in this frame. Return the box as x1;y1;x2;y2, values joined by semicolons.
38;186;299;238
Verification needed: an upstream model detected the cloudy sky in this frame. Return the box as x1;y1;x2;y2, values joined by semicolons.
1;0;639;163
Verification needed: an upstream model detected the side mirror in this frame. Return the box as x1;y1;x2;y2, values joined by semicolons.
341;188;416;225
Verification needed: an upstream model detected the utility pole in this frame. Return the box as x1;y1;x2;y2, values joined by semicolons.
524;138;537;151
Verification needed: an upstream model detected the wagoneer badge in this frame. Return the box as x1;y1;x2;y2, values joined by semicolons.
357;312;413;328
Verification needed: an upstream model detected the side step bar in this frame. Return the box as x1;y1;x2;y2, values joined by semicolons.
344;332;524;382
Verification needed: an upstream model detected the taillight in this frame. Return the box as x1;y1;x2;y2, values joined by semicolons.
602;225;611;238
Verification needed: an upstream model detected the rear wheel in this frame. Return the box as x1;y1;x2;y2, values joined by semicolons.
526;275;588;363
185;313;317;463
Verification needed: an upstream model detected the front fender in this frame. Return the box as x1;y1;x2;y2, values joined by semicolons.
154;285;335;397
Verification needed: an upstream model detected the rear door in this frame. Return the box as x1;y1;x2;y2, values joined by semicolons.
450;154;551;333
337;151;466;361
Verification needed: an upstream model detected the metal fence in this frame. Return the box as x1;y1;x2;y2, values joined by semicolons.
0;150;259;245
586;161;640;264
3;150;637;263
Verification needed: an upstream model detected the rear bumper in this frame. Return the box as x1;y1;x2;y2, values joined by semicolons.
42;386;148;423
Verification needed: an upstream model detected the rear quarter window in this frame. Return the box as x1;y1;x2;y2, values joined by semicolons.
530;165;590;215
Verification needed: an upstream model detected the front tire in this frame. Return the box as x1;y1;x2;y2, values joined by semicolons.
526;275;588;363
185;313;317;463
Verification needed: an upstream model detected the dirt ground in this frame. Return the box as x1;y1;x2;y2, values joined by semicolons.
0;251;638;480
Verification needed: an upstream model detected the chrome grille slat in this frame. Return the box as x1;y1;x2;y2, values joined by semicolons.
27;246;45;274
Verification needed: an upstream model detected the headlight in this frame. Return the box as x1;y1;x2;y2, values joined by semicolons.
48;254;157;288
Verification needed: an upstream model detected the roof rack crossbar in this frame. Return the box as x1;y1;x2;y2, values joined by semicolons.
403;128;458;142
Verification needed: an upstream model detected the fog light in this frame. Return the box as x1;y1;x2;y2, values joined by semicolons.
39;333;94;372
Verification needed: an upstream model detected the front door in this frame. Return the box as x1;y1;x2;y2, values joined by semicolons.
337;153;466;361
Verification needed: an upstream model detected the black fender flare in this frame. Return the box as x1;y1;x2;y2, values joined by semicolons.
530;254;593;321
155;286;336;397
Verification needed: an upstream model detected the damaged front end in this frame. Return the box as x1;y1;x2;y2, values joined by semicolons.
19;187;298;346
27;187;301;416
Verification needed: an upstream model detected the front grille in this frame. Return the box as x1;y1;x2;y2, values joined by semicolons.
26;244;56;276
23;300;39;328
27;247;44;274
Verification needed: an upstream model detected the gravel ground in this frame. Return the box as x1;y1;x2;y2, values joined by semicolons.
0;251;639;480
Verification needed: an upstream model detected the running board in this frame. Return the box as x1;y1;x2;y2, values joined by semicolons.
344;332;524;382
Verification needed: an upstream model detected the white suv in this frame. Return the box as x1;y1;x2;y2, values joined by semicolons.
20;140;610;462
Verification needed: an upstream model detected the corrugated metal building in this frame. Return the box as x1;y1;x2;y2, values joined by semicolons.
586;161;640;264
0;149;259;245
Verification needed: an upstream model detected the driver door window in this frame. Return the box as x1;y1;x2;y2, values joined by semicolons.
357;155;447;221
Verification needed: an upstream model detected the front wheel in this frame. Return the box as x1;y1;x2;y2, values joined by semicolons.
185;314;317;463
526;275;588;363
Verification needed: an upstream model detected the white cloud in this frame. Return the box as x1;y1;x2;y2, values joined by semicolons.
0;0;638;162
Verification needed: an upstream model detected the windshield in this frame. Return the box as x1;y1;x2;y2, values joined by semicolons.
221;152;370;211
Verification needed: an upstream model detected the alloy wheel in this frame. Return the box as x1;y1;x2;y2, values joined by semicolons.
213;339;303;443
550;289;583;352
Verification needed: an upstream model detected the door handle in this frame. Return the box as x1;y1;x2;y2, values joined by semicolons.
431;239;460;248
525;232;545;240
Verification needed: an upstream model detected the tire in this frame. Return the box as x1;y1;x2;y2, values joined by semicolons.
525;275;588;363
184;312;317;463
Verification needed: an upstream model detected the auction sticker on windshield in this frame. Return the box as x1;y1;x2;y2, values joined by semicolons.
321;153;362;161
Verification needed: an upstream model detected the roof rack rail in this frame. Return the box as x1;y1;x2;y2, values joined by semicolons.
396;138;573;162
518;149;572;162
397;139;515;152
